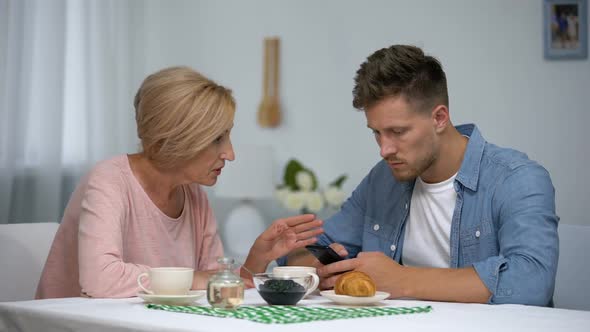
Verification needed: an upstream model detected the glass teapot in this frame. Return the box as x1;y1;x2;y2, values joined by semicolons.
206;257;244;309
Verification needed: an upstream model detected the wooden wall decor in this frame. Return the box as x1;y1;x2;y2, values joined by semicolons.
257;37;281;128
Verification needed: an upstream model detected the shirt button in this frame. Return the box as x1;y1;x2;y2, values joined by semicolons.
373;224;380;231
405;203;408;209
475;230;481;238
390;244;396;251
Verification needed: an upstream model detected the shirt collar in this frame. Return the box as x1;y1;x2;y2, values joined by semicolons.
455;124;485;191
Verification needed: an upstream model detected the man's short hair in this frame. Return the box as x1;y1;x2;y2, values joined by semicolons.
353;45;449;113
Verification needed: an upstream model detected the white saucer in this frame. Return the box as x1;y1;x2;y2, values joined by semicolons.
137;290;206;306
320;290;390;305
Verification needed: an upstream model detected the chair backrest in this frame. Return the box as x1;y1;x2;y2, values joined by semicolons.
0;222;59;302
554;223;590;310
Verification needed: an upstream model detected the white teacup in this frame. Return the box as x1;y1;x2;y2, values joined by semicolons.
137;267;194;295
273;266;320;297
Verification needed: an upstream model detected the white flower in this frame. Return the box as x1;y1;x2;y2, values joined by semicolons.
276;159;347;214
295;171;314;191
324;186;346;207
303;191;324;213
284;191;306;211
274;188;290;205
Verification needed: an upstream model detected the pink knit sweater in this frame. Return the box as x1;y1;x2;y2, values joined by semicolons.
36;155;223;299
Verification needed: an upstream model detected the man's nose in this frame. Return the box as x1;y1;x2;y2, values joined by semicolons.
380;138;398;159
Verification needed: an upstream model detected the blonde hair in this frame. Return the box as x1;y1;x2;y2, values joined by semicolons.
134;66;235;169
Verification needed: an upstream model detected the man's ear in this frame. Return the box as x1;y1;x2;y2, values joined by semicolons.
431;105;450;133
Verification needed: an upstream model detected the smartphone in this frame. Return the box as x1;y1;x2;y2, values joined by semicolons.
305;245;345;265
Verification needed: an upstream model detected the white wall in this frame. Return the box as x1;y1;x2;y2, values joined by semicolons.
136;0;589;233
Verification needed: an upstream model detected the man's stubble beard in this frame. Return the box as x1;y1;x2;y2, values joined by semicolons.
389;147;438;182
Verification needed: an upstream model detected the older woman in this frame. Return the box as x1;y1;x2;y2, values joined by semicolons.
36;67;322;299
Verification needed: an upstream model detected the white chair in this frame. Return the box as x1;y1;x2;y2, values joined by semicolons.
0;222;59;302
554;223;590;310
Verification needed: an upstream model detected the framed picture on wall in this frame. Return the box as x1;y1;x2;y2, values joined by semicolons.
543;0;588;59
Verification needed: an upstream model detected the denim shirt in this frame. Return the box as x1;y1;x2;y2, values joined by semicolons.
282;124;559;306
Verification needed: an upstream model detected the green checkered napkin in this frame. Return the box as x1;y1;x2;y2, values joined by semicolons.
146;304;432;324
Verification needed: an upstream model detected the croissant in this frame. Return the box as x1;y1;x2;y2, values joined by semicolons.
334;271;376;297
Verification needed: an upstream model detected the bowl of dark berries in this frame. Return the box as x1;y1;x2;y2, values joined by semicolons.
252;273;313;305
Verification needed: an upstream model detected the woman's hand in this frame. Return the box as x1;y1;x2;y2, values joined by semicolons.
242;214;323;277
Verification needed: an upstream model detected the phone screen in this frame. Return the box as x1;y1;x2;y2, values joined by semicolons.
305;245;344;265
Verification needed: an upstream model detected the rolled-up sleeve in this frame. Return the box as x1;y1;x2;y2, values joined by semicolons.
315;171;372;258
474;164;559;306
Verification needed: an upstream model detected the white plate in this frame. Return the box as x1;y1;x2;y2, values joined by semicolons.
320;290;390;305
137;290;206;306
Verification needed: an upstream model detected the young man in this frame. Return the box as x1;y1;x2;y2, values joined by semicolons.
284;45;558;306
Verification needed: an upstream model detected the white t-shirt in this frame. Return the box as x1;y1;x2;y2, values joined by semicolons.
401;173;458;268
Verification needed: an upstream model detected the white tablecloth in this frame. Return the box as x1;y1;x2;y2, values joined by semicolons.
1;289;588;332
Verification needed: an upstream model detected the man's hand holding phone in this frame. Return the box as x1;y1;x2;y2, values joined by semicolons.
305;243;353;290
305;244;348;265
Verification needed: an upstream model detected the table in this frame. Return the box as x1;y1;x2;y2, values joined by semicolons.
1;289;588;332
